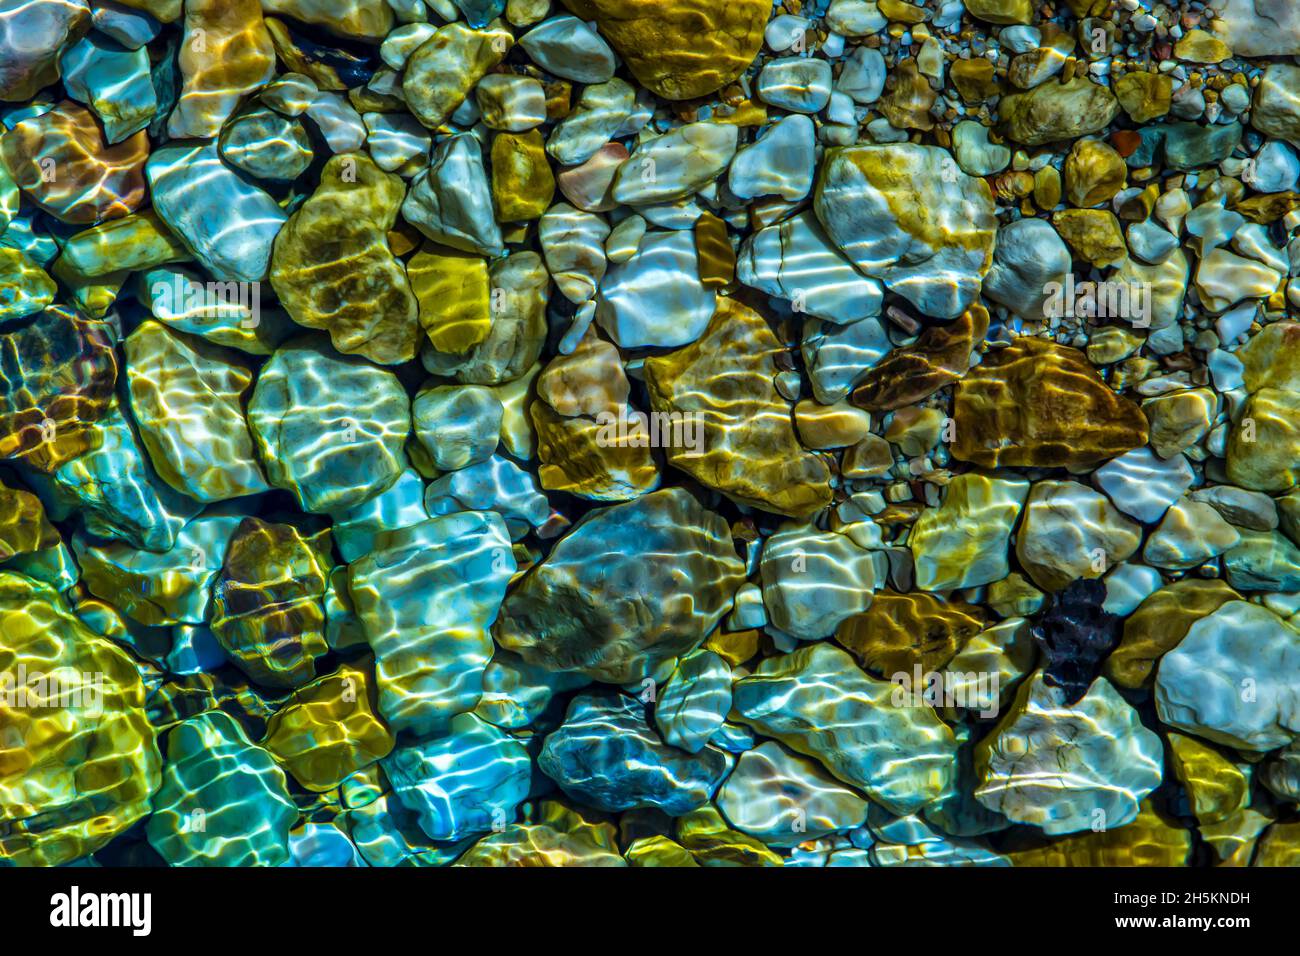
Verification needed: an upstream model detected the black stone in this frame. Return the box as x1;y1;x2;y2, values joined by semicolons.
1032;578;1122;705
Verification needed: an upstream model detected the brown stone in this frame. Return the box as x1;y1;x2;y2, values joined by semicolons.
950;337;1148;471
835;590;985;677
851;304;989;412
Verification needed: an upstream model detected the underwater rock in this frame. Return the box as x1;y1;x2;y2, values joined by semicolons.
909;472;1029;592
0;0;90;103
759;526;880;641
717;741;870;847
836;590;985;678
559;0;768;100
495;488;746;683
59;32;156;144
403;22;512;130
975;671;1163;834
402;134;505;258
951;337;1148;471
349;511;515;736
815;143;997;319
263;659;395;791
271;153;419;365
146;710;297;866
654;650;732;754
383;712;531;841
0;572;161;866
643;297;833;518
1155;601;1300;752
167;0;275;139
249;336;410;514
852;305;988;411
125;321;270;502
1015;480;1142;592
146;141;286;282
1032;578;1123;704
1;101;147;224
541;692;729;815
732;643;958;815
210;518;332;689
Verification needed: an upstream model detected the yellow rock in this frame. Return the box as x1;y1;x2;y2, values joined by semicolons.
1104;579;1240;689
835;590;985;677
987;572;1045;618
1238;320;1300;393
705;628;761;666
643;297;832;518
1175;29;1232;64
963;0;1033;24
1086;325;1143;365
1201;808;1273;866
407;245;492;354
0;481;58;561
168;0;276;139
1005;802;1191;866
532;401;659;501
1052;207;1127;267
1167;732;1248;826
879;58;936;131
1000;76;1119;145
0;573;163;866
491;131;554;223
1253;821;1300;866
794;400;872;450
693;211;735;289
263;659;395;792
884;406;946;457
1114;71;1172;123
560;0;768;100
404;22;513;129
674;805;783;866
1033;164;1062;209
1227;388;1300;492
1064;138;1127;207
625;835;699;866
909;472;1029;591
951;58;1002;103
1142;388;1216;458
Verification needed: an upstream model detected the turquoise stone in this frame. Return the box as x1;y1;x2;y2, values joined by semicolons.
382;712;531;842
349;511;515;736
539;692;730;816
51;397;201;551
249;336;411;514
146;711;298;866
146;141;287;282
424;454;551;539
475;649;590;730
59;34;157;143
654;650;732;754
330;468;430;564
219;105;314;181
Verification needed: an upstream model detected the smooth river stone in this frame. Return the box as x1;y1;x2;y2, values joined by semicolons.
1155;601;1300;752
420;251;548;386
909;472;1030;592
383;712;531;842
210;518;332;688
540;692;729;815
62;211;189;279
851;303;988;411
219;105;314;180
271;153;418;366
998;75;1120;146
0;306;116;471
402;134;505;258
475;648;590;730
146;141;287;282
547;79;635;167
974;671;1163;835
982;217;1071;319
0;0;90;102
728;114;815;201
495;487;746;683
1015;479;1142;592
560;0;768;100
73;514;242;626
717;741;870;847
595;229;716;349
262;0;391;40
654;650;732;754
263;659;395;792
737;211;884;325
349;512;515;736
59;32;156;143
643;297;833;518
0;101;147;224
759;526;880;640
51;397;200;551
802;316;893;405
1093;447;1194;523
1211;0;1300;57
249;336;410;514
0;479;57;561
814;143;997;319
0;248;56;320
425;454;550;540
403;22;512;130
413;384;502;472
611;122;739;206
167;0;275;138
951;337;1149;471
519;14;616;84
146;710;297;866
837;590;986;678
123;321;267;502
0;572;161;866
731;642;958;815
